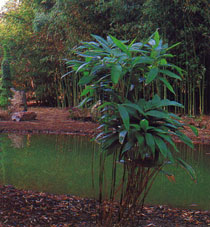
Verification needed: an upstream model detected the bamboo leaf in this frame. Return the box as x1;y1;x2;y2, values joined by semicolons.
159;69;181;80
159;77;175;94
161;63;183;76
166;42;181;51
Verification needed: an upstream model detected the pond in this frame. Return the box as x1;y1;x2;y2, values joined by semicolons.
0;133;210;210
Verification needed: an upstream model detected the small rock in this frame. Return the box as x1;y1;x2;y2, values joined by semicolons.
11;112;37;122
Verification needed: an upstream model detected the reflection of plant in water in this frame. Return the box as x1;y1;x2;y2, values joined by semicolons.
0;135;12;184
65;31;197;225
8;134;25;149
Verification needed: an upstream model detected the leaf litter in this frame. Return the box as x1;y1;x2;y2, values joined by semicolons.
0;185;209;226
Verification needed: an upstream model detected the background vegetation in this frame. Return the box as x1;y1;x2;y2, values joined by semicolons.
0;0;209;115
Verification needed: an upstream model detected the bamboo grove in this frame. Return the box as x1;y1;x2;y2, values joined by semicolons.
0;0;209;115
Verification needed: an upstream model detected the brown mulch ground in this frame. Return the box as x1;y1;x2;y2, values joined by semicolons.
1;185;210;227
0;107;210;226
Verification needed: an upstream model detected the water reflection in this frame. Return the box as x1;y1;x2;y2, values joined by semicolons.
0;134;210;210
8;134;27;148
146;143;210;210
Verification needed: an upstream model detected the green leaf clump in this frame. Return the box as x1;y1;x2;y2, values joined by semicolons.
65;31;197;180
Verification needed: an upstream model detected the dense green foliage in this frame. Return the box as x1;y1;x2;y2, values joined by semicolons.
0;0;209;114
141;0;210;115
0;45;12;108
67;31;197;178
67;32;197;224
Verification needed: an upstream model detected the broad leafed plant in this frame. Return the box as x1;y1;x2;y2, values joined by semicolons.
64;30;197;224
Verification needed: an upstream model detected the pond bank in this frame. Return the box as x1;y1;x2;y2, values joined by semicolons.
0;107;99;137
0;107;210;144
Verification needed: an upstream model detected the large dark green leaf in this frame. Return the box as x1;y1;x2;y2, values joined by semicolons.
153;30;160;48
158;99;183;108
159;69;181;80
146;110;168;119
102;134;119;150
65;60;84;66
111;64;122;84
121;141;135;155
98;102;116;110
123;106;139;119
132;56;154;66
168;113;181;120
119;130;127;145
123;103;145;116
81;86;92;96
158;134;179;153
146;67;159;84
176;131;194;148
76;62;90;73
110;35;131;57
78;75;95;85
135;132;144;146
90;64;106;75
118;104;130;130
91;34;111;52
160;63;183;76
145;133;155;155
154;136;168;158
150;127;167;134
176;158;196;182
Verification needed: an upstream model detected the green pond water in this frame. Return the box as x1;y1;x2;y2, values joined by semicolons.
0;133;210;210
